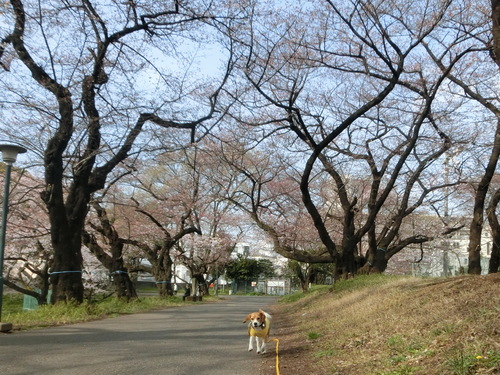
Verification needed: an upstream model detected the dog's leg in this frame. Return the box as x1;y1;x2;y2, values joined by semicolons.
257;337;267;354
248;335;255;352
260;338;267;354
256;336;267;354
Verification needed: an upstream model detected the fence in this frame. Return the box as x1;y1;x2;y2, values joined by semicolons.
231;278;292;295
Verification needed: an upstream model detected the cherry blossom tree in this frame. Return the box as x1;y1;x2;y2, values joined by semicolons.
2;168;52;304
0;0;239;302
223;0;491;278
120;146;240;296
423;0;500;274
176;234;233;296
3;168;122;302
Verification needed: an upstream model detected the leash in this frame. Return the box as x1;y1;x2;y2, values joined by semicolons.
267;338;280;375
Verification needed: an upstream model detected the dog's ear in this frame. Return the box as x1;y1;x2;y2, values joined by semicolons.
259;309;266;321
259;311;266;326
243;313;252;323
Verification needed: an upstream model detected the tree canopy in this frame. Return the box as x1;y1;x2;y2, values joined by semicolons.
0;0;499;303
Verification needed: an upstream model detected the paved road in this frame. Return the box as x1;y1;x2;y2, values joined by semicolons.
0;296;278;375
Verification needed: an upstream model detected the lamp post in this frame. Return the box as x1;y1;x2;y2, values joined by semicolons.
0;143;27;331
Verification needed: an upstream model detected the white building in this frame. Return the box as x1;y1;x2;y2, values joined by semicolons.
387;226;493;276
233;241;288;274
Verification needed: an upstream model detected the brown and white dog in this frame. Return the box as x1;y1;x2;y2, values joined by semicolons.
243;309;272;354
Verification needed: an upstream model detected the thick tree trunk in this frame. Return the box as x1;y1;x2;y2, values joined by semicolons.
153;255;174;297
467;118;500;274
360;227;388;274
155;278;173;296
488;241;500;273
82;233;138;299
49;221;85;303
334;246;357;280
487;188;500;273
289;261;312;293
112;268;138;300
299;279;309;293
492;0;500;69
368;248;389;274
468;211;485;275
193;273;209;296
38;261;51;305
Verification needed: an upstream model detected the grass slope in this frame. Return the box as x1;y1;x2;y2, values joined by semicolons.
260;274;499;375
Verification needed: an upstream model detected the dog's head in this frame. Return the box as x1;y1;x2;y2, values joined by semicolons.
243;309;267;329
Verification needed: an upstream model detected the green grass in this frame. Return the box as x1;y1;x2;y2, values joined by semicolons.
376;366;418;375
445;350;500;375
2;293;210;330
329;274;401;294
308;331;322;340
279;284;331;303
313;348;336;358
279;274;399;304
2;293;24;314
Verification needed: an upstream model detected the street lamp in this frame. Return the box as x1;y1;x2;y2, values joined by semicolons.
0;143;27;332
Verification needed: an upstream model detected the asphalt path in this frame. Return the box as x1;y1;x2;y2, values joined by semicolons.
0;295;278;375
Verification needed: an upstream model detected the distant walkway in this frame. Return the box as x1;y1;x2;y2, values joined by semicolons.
0;296;278;375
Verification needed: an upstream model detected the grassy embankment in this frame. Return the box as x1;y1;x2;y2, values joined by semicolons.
262;274;499;375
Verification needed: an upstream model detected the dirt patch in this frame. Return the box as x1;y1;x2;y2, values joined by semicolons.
258;303;316;375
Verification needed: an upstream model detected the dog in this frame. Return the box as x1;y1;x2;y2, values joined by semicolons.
243;309;272;354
